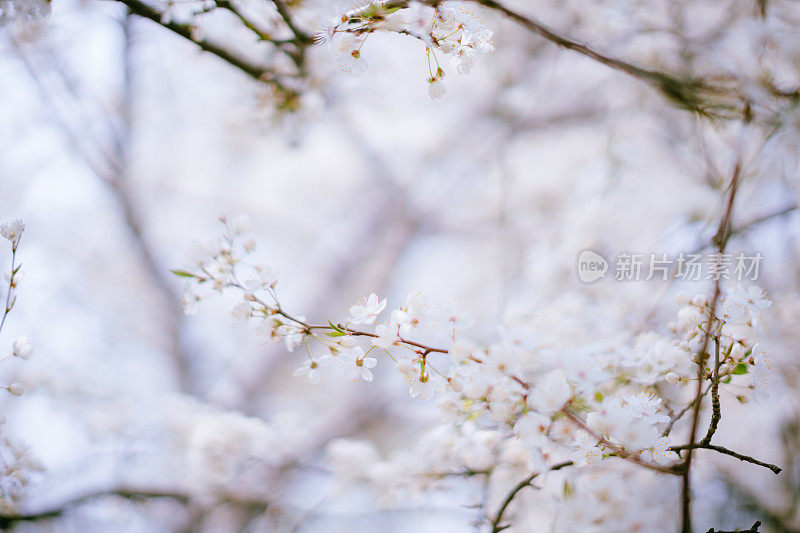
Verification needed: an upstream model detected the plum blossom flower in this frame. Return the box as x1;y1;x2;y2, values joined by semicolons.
451;27;493;74
407;370;445;399
443;304;473;330
256;318;281;344
428;79;447;100
349;293;387;325
334;34;367;76
293;356;335;385
244;266;279;293
338;347;378;382
283;326;307;352
12;337;32;360
716;294;747;321
231;302;252;326
528;369;572;414
1;220;24;247
572;431;603;466
623;393;670;425
513;412;551;445
372;323;400;349
392;291;434;338
738;285;772;318
640;436;673;465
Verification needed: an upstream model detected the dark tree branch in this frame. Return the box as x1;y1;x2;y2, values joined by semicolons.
706;520;761;533
671;444;781;475
461;0;746;118
489;461;573;533
700;338;722;446
109;0;298;96
682;162;742;533
0;488;191;527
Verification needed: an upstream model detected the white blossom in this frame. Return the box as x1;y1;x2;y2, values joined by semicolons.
293;356;335;385
0;220;24;246
427;80;447;100
528;369;572;415
11;337;31;360
338;347;378;382
349;293;387;325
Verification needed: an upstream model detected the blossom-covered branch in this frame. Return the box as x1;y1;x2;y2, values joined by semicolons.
175;214;781;531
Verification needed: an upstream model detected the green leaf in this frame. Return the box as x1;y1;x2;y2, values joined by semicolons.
732;363;749;375
329;321;349;334
171;269;196;278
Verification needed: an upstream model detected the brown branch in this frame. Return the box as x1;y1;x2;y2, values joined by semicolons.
562;408;679;475
682;162;742;533
663;383;712;437
489;461;573;533
706;520;761;533
700;338;722;446
214;0;273;41
110;0;296;94
269;0;312;44
671;444;781;475
461;0;744;118
0;488;192;527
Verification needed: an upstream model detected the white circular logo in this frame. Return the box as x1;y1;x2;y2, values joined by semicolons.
577;250;608;283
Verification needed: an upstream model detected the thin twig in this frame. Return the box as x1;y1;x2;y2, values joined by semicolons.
489;461;573;532
705;520;761;533
461;0;744;118
0;242;19;338
109;0;295;94
0;488;192;527
682;161;742;533
700;338;722;446
672;444;781;475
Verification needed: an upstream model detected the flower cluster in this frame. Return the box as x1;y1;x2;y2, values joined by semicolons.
168;396;310;499
0;220;37;513
315;1;494;99
176;218;777;528
665;286;773;399
2;220;30;397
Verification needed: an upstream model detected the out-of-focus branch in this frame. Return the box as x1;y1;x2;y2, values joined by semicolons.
682;161;742;533
489;461;573;533
0;241;20;338
456;0;746;118
0;487;192;527
269;0;312;44
706;521;762;533
108;0;301;102
10;25;197;393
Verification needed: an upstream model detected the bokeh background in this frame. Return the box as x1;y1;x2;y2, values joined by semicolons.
1;0;800;530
